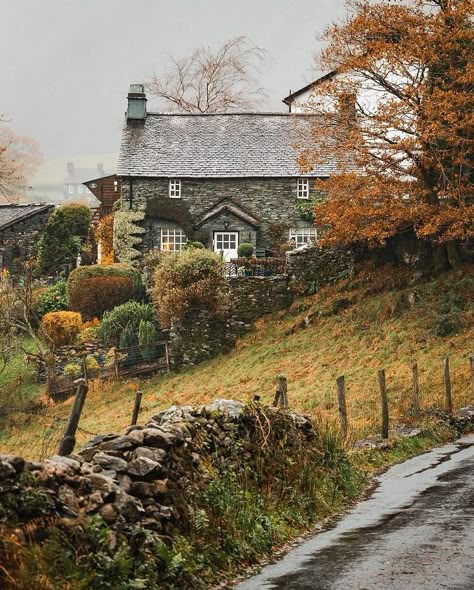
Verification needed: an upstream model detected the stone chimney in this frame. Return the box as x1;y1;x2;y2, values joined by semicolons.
127;84;147;120
97;163;104;176
67;162;74;176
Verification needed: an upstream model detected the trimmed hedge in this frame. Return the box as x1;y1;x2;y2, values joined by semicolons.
40;311;82;348
67;264;143;318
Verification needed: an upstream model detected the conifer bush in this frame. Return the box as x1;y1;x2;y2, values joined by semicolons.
152;248;226;327
39;311;82;349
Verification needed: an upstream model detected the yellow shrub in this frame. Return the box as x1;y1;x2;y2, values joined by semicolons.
39;311;82;348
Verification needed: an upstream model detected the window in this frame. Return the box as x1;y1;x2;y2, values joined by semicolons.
161;229;187;252
289;227;317;248
169;179;181;198
68;184;74;194
78;185;83;194
297;178;309;199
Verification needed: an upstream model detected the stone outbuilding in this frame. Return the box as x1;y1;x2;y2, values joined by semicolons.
0;203;54;274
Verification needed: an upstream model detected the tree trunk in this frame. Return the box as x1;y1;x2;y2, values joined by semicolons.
446;241;462;269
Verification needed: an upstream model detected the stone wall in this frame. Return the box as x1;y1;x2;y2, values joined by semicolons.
0;209;52;274
120;176;319;255
287;244;355;294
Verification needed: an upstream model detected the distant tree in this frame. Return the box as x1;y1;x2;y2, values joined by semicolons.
299;0;473;267
37;204;91;274
146;36;267;113
0;124;42;202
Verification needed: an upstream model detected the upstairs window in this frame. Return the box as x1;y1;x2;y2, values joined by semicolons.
169;179;181;198
161;228;187;252
68;184;74;194
297;178;309;199
289;227;317;248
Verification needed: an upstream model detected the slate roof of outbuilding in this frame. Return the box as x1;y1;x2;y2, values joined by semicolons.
117;112;336;178
0;204;54;232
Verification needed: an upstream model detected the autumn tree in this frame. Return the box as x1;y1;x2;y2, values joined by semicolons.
146;37;267;113
299;0;473;267
0;123;42;202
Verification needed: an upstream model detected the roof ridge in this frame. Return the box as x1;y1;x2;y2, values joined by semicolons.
144;111;317;117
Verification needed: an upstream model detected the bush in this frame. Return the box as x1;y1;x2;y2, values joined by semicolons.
152;248;226;327
97;301;156;345
237;243;254;258
94;215;114;264
431;292;464;337
33;281;68;319
184;241;205;250
85;356;100;375
40;311;82;348
67;264;143;318
37;204;91;274
63;363;82;380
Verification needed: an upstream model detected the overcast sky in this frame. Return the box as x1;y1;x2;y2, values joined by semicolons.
1;0;347;183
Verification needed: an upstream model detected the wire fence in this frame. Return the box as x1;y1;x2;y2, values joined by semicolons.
224;257;287;277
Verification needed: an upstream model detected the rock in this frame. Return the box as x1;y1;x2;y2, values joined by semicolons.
57;485;79;516
84;473;116;494
48;455;81;472
92;452;128;472
130;447;166;463
457;406;474;419
142;428;175;449
85;491;104;512
127;457;161;478
117;473;132;493
99;503;118;524
126;429;145;445
114;489;145;520
79;434;119;460
205;399;244;420
130;481;155;498
0;461;17;479
0;455;25;473
151;405;195;425
98;435;136;453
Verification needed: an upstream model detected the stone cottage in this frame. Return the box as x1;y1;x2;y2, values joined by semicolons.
0;203;54;274
115;84;338;262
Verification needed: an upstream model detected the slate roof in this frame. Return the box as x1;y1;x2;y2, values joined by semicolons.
0;204;54;232
117;113;337;178
195;198;260;229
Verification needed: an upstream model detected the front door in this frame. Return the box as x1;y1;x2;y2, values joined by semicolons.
214;232;239;261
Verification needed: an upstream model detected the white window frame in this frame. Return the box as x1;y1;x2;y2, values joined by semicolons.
296;178;310;199
68;184;74;194
169;179;181;198
289;227;317;248
161;228;187;252
78;184;83;194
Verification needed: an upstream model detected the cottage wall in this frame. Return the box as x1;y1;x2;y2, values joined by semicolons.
121;177;319;253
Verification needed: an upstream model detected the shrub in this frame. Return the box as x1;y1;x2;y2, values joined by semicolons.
67;264;143;318
152;248;226;327
237;243;254;258
94;214;115;265
184;241;205;250
33;281;68;319
431;292;464;337
85;355;100;374
40;311;82;348
138;319;158;362
63;363;82;380
37;204;91;274
97;301;156;345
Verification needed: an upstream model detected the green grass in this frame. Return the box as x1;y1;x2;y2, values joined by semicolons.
0;264;472;460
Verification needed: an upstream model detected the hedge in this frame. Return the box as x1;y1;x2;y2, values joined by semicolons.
39;311;82;348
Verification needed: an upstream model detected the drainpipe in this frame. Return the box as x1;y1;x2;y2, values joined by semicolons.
129;174;133;210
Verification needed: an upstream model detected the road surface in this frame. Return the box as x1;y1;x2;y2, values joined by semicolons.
235;434;474;590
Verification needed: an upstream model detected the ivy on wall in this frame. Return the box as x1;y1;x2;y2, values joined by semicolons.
113;209;146;266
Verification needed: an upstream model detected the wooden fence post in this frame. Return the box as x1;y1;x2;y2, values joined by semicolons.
273;375;288;408
378;369;389;439
57;381;88;456
131;390;143;426
412;363;420;419
336;375;348;438
114;349;119;380
443;357;452;415
470;355;474;400
82;355;89;385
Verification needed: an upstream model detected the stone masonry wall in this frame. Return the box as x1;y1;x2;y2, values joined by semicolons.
287;244;355;294
0;209;52;274
121;177;319;253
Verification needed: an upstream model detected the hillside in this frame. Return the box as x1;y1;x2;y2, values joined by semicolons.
1;263;473;459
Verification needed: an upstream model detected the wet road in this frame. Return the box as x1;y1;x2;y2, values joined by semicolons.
235;435;474;590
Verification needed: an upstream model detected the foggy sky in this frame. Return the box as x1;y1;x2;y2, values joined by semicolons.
2;0;347;166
